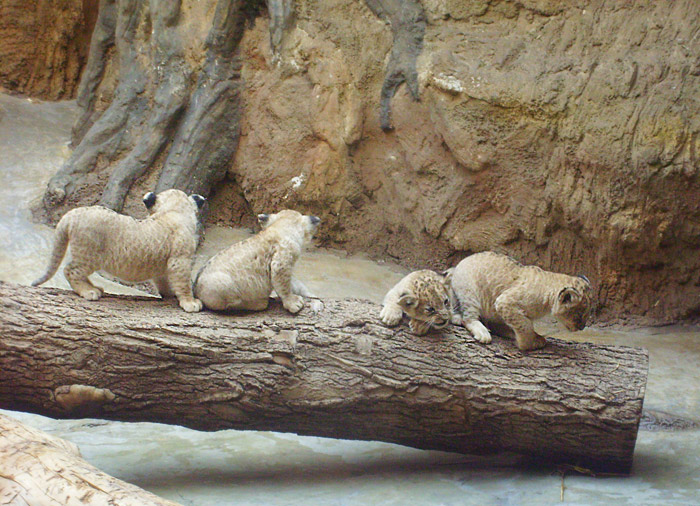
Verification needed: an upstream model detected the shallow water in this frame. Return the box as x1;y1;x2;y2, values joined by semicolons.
1;92;699;505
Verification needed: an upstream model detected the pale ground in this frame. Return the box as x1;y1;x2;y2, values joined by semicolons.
1;92;699;505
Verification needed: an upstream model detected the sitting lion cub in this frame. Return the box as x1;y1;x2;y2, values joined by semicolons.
32;189;205;312
194;210;320;313
380;270;454;335
450;251;592;351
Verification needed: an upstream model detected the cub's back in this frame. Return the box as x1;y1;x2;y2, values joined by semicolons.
63;207;136;251
201;233;276;277
451;252;524;315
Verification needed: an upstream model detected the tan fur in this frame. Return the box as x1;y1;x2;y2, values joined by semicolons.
380;270;454;335
194;210;319;314
450;251;592;351
32;189;204;312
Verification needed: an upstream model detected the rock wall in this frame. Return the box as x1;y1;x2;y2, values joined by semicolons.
0;0;98;99
213;0;699;324
7;0;699;324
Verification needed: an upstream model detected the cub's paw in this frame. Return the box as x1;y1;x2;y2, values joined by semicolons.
380;304;403;327
519;334;547;352
450;313;463;326
409;318;431;336
309;299;325;314
283;295;304;314
180;298;203;313
80;288;102;301
471;326;492;344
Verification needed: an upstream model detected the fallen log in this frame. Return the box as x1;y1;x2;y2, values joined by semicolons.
0;282;648;473
0;413;180;506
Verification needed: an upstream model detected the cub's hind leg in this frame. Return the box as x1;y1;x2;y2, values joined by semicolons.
166;256;202;313
154;277;174;297
271;251;303;314
64;261;102;301
494;292;546;351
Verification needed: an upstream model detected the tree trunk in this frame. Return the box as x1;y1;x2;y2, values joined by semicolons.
42;0;249;213
0;413;180;506
0;282;648;474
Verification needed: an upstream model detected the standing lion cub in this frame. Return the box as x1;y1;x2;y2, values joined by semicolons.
194;210;320;313
32;189;205;312
450;251;592;351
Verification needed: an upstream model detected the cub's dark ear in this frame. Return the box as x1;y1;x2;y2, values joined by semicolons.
143;192;157;209
191;194;206;209
258;214;270;225
310;215;321;226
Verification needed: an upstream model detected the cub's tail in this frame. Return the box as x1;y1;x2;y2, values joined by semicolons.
31;218;70;286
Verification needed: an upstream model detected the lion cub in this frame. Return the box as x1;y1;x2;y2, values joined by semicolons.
32;189;205;312
450;251;592;351
380;270;454;335
194;210;319;313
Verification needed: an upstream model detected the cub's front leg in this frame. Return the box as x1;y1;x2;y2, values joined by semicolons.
456;305;492;344
166;256;202;313
291;277;316;298
271;250;303;314
379;285;404;327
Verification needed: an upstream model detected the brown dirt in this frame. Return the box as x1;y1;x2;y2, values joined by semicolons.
0;0;98;100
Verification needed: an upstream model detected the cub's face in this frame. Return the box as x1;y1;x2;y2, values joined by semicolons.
553;277;592;331
143;189;205;216
398;271;453;330
258;210;320;241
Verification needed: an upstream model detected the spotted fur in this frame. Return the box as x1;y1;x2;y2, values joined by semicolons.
380;270;455;335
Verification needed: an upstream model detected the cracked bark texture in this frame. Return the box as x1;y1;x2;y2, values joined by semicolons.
0;413;180;506
0;283;648;473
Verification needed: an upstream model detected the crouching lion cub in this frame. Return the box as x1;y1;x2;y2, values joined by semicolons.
380;270;454;335
194;210;319;313
32;189;205;312
450;251;592;351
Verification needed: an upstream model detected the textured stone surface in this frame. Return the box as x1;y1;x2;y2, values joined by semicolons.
224;0;699;324
0;0;98;99
15;0;700;324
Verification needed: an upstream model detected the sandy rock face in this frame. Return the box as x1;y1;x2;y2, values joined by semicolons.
221;0;699;324
0;0;97;99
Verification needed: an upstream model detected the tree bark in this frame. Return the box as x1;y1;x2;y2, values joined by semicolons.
0;413;180;506
0;282;648;474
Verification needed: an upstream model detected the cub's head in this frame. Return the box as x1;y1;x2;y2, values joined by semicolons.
257;210;320;242
553;275;592;332
143;189;205;216
397;270;454;330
